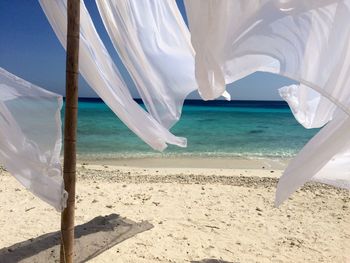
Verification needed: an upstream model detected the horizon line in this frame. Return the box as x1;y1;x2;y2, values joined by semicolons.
63;98;289;107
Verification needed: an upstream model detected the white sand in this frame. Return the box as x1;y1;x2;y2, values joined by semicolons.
0;161;349;263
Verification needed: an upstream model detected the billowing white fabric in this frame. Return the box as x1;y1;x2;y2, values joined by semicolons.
0;67;66;211
184;0;350;204
276;110;350;205
39;0;187;151
96;0;196;128
279;84;335;129
277;82;350;205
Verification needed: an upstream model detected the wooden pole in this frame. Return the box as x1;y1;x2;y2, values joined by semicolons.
60;0;80;262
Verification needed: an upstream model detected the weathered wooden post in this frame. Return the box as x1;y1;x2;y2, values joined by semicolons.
60;0;80;262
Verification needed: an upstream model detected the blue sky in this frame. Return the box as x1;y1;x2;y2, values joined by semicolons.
0;0;294;100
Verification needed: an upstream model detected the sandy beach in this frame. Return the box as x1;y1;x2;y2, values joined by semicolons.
0;158;349;263
2;1;350;263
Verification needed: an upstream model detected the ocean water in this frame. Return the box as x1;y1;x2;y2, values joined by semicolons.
71;100;319;160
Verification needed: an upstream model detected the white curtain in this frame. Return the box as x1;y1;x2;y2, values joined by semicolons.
276;110;350;205
0;67;66;211
96;0;196;128
39;0;187;151
184;0;350;204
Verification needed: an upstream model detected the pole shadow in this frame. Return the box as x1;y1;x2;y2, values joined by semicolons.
0;214;153;263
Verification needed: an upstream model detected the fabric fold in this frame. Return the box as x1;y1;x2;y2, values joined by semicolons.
0;67;66;211
96;0;196;128
279;84;336;129
184;0;350;108
276;111;350;206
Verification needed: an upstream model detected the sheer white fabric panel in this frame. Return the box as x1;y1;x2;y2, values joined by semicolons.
279;84;336;129
184;0;350;204
39;0;187;151
96;0;196;128
184;0;350;110
0;67;66;211
276;111;350;206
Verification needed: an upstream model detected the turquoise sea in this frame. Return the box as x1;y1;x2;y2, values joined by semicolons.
72;99;319;160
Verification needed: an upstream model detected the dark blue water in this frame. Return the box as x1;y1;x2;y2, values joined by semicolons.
72;100;319;159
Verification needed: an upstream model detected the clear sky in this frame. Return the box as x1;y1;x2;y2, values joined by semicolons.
0;0;295;100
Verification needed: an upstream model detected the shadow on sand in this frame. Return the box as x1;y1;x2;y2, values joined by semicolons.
0;213;153;263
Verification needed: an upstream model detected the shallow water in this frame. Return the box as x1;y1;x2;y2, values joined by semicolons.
69;99;319;160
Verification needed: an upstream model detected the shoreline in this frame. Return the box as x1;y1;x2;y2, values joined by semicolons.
76;156;291;170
